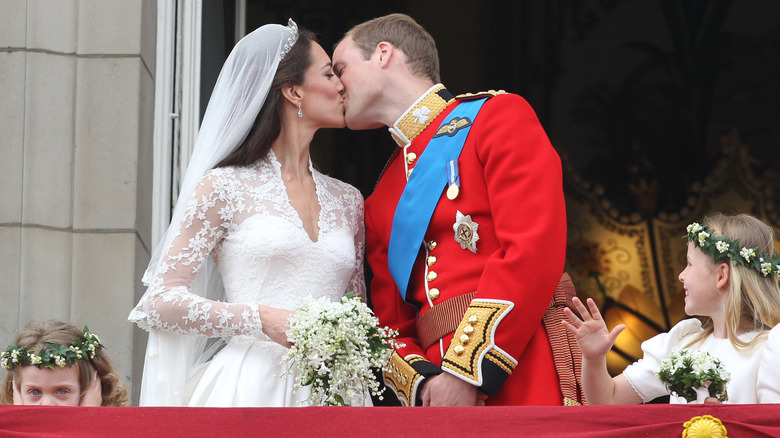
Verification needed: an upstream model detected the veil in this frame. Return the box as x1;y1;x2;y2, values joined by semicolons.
128;20;299;406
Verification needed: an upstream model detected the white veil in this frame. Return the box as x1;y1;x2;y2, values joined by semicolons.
129;20;299;406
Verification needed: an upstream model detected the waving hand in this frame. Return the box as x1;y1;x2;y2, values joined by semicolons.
562;297;625;360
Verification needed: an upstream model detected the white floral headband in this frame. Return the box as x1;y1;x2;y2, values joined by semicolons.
1;326;104;370
686;221;780;278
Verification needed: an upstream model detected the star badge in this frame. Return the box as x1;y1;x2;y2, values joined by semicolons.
453;210;479;253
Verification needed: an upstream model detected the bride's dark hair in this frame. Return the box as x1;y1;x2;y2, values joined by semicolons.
215;28;316;168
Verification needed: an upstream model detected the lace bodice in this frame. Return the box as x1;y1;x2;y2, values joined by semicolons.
130;152;365;340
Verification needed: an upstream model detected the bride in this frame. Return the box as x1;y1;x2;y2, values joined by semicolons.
128;20;366;406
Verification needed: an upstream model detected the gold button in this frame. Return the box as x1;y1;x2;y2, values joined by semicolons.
463;325;474;335
454;345;465;355
426;271;437;282
406;152;417;164
426;256;437;266
406;168;413;179
459;334;470;345
427;241;438;251
428;288;440;300
467;315;478;324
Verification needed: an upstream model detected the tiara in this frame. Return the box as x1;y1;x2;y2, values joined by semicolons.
1;326;104;370
281;19;299;60
686;221;780;278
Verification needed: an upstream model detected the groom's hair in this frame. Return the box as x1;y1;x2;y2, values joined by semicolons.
344;13;440;83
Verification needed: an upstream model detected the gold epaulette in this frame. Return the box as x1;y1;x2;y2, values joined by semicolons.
455;90;507;101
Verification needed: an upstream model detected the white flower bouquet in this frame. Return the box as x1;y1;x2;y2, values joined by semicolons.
656;348;730;403
281;292;400;406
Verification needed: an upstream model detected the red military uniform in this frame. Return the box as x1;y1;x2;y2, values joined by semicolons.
366;85;567;406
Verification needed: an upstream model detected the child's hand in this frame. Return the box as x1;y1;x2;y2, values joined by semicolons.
80;371;103;406
562;297;626;360
12;377;22;405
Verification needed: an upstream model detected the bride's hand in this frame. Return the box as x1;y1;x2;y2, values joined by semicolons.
259;306;294;348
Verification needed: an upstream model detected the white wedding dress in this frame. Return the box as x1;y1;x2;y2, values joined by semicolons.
129;151;366;406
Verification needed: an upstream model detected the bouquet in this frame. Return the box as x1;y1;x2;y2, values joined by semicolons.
281;292;400;406
656;348;730;403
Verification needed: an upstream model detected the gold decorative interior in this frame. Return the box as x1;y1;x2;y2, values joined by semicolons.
563;142;780;375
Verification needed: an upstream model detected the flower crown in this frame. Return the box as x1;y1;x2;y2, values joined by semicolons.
280;19;299;60
1;326;104;371
686;221;780;278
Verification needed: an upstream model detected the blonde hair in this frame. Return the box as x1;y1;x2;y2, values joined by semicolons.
1;321;128;406
686;213;780;351
343;13;440;83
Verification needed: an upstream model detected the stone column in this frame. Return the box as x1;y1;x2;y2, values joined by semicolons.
0;0;156;404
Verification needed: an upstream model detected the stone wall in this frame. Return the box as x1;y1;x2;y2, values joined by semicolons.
0;0;156;402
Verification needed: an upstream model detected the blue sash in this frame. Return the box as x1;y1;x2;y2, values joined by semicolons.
387;98;488;302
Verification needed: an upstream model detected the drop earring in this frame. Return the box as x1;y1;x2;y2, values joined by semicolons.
297;101;303;118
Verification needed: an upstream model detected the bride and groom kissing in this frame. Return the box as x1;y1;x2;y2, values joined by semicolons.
129;13;567;408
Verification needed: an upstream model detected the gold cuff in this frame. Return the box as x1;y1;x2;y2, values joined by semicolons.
441;299;516;388
383;352;426;407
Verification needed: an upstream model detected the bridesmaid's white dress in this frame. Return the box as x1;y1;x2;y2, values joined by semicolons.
623;318;780;404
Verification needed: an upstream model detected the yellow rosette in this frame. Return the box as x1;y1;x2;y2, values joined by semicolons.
682;415;727;438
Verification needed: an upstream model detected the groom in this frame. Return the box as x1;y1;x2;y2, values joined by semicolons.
333;14;568;406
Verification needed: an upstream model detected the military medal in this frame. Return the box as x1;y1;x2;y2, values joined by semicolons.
453;210;479;253
446;160;460;200
447;184;459;200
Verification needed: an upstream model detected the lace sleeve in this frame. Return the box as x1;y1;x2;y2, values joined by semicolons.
143;171;265;339
346;187;367;301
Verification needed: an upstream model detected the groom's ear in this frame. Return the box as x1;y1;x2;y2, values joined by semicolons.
375;41;393;67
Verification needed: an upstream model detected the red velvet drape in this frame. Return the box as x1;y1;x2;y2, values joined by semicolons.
2;405;779;437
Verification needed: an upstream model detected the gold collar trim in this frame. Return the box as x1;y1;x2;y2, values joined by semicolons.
388;84;454;147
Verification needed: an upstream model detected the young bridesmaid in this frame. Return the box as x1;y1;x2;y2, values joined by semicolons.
1;321;127;406
563;213;780;404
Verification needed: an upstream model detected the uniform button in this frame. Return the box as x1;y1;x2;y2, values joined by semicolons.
406;168;413;179
453;345;465;355
426;271;438;282
463;325;474;335
406;152;417;164
427;241;438;251
468;315;478;324
459;334;470;345
426;256;437;266
428;288;440;300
